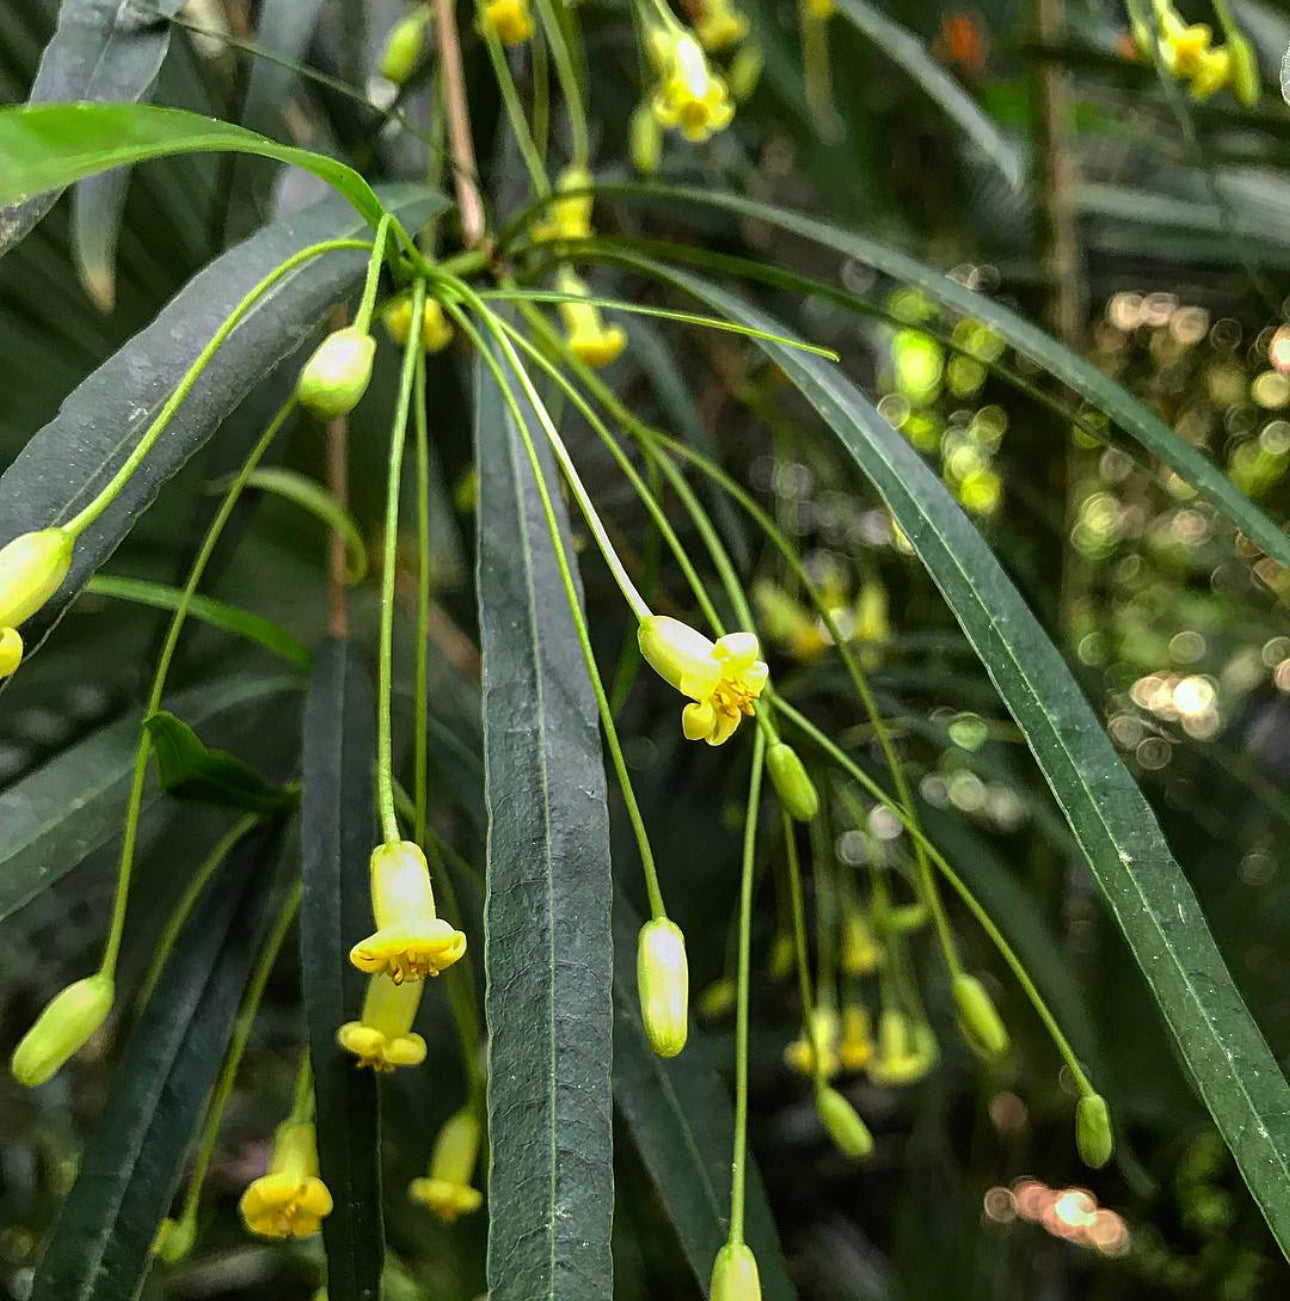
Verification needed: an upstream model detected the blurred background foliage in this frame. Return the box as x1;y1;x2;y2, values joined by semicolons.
1;0;1290;1298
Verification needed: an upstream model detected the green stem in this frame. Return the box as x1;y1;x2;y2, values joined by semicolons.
291;1045;315;1122
377;279;428;844
355;214;393;332
63;242;367;539
730;728;766;1245
530;0;589;166
480;20;550;195
98;399;296;979
782;809;827;1093
413;351;431;847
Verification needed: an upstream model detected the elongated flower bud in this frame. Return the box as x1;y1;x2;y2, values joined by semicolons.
767;742;819;821
952;973;1009;1059
1076;1092;1114;1169
637;918;689;1057
1227;31;1259;107
0;527;74;629
11;973;114;1087
297;327;376;418
711;1241;761;1301
816;1086;874;1158
728;41;764;102
380;8;431;84
630;102;662;175
0;627;22;679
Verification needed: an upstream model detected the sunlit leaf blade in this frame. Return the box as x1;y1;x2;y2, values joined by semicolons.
600;186;1290;568
0;0;187;259
656;263;1290;1260
28;820;288;1301
831;0;1022;190
612;896;797;1301
0;103;385;228
301;639;384;1301
0;675;297;922
474;348;615;1301
0;182;441;664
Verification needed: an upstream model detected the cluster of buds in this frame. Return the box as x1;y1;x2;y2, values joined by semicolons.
1135;0;1259;104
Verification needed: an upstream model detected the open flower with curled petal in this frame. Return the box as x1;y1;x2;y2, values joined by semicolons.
239;1121;333;1240
337;974;427;1071
350;841;467;984
409;1108;483;1223
650;31;735;143
638;615;768;746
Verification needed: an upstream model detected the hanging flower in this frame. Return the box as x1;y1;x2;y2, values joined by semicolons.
337;974;427;1071
409;1108;484;1223
650;31;735;143
239;1121;333;1240
556;269;627;369
784;1006;840;1079
479;0;534;46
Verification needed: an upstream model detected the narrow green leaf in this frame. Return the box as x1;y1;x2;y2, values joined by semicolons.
474;348;614;1301
597;185;1290;568
655;262;1290;1260
28;820;288;1301
143;709;296;813
301;639;384;1301
85;574;313;669
0;181;441;664
247;467;368;583
0;102;385;228
612;895;797;1301
0;675;296;922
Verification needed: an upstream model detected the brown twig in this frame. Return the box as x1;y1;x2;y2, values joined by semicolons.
433;0;487;249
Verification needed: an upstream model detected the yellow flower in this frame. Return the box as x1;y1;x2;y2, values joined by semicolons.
867;1010;937;1087
784;1006;840;1079
239;1121;333;1240
0;628;21;680
382;295;455;353
838;1004;874;1073
1188;45;1231;100
0;527;74;630
337;974;427;1071
840;911;880;976
697;976;736;1019
804;0;835;17
479;0;533;46
638;615;768;746
768;930;794;980
695;0;749;52
637;918;689;1057
11;973;114;1087
409;1108;483;1223
532;165;594;243
651;32;735;143
556;270;627;369
350;841;467;983
1160;11;1212;79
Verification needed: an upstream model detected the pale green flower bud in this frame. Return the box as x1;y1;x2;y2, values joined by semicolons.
710;1241;761;1301
953;973;1009;1059
728;41;764;103
766;741;819;821
296;327;376;418
816;1085;874;1158
0;527;74;629
380;8;431;85
11;973;114;1087
0;627;22;679
1227;31;1260;107
153;1214;197;1263
630;102;662;176
1076;1092;1114;1169
637;918;688;1057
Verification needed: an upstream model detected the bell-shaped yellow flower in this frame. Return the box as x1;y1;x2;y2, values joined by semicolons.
638;615;768;746
381;295;454;353
1159;9;1212;79
0;527;74;630
533;166;595;243
695;0;749;52
784;1006;840;1080
650;32;735;143
408;1107;484;1223
337;974;427;1071
479;0;533;46
837;1003;874;1073
239;1121;333;1240
11;973;114;1087
556;270;627;369
1188;45;1232;100
867;1009;937;1087
840;910;880;976
0;628;22;680
350;841;467;984
637;917;689;1057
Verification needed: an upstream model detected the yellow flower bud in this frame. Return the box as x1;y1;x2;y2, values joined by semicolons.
952;973;1009;1060
240;1121;332;1239
409;1107;483;1222
0;527;74;629
868;1009;936;1086
637;918;689;1058
382;295;454;353
630;102;663;175
380;8;431;84
0;627;22;679
728;41;764;102
837;1003;873;1072
695;0;749;52
711;1241;761;1301
153;1214;197;1263
532;166;595;242
555;269;627;370
1227;31;1260;107
767;742;819;821
479;0;534;46
697;976;736;1019
1076;1092;1114;1169
11;973;114;1087
1188;45;1231;101
816;1085;874;1158
840;911;879;975
296;327;376;418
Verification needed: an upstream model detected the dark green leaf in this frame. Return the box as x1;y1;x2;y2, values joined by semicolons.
143;709;295;813
301;638;384;1301
29;820;288;1301
655;262;1290;1260
612;894;797;1301
0;675;297;922
0;181;441;663
474;346;614;1301
0;0;188;259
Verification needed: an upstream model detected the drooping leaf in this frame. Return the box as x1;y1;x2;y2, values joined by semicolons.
0;181;442;663
28;819;288;1301
300;639;383;1301
0;102;386;228
143;709;296;813
474;346;615;1301
596;186;1290;568
0;675;297;922
653;262;1290;1260
612;894;797;1301
0;0;188;260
